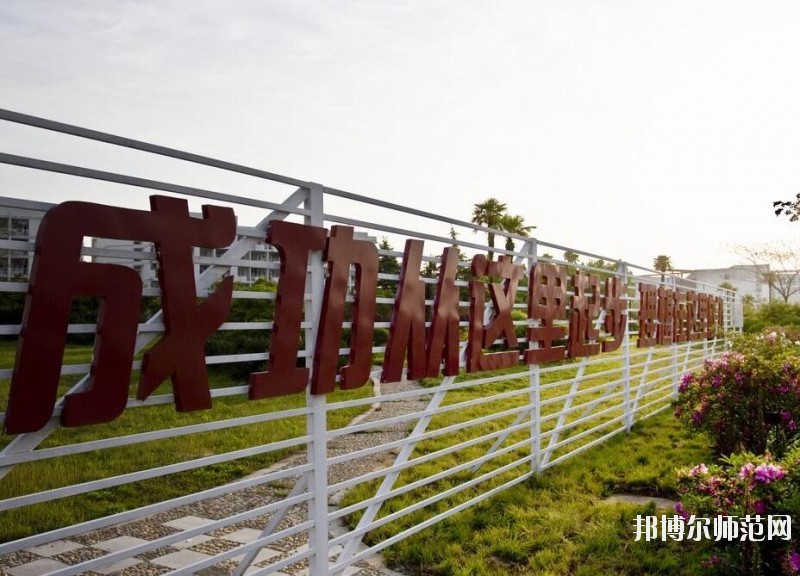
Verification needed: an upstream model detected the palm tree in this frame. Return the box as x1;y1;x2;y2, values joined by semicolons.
500;214;535;252
653;255;673;282
471;198;508;260
563;250;580;264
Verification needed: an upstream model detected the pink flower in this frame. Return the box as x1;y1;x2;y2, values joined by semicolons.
739;463;755;479
675;501;690;521
689;464;708;477
753;499;767;514
754;463;786;484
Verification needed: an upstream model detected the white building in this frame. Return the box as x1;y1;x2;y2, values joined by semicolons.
686;264;767;304
0;208;42;281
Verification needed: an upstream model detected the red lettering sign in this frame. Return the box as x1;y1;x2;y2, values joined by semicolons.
568;272;601;358
638;283;658;347
467;255;523;372
311;226;378;394
249;220;327;399
602;277;626;353
2;196;734;435
524;262;567;363
4;196;235;434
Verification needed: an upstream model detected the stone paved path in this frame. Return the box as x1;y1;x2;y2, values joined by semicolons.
0;379;426;576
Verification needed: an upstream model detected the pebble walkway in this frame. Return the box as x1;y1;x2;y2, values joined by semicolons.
0;379;427;576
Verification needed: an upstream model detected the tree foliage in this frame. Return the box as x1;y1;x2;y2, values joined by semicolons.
499;213;535;252
652;254;673;274
377;237;400;291
563;250;580;264
774;193;800;221
471;198;534;259
471;197;507;260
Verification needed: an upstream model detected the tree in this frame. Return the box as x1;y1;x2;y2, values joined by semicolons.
734;242;800;303
653;255;673;275
471;197;508;260
774;193;800;221
499;213;535;252
377;237;400;290
563;250;580;264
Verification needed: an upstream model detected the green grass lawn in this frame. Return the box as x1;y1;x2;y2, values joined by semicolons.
347;409;714;576
0;340;372;542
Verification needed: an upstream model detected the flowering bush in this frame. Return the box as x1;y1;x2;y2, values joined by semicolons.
677;452;800;575
675;331;800;456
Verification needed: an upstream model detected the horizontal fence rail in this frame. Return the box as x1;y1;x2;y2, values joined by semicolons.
0;109;741;576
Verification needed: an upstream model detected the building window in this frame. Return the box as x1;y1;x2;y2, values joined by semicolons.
10;218;29;240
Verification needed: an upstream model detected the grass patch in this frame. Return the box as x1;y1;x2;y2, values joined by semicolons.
343;410;714;575
0;340;372;542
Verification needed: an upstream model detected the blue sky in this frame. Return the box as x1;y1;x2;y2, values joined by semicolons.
2;0;800;270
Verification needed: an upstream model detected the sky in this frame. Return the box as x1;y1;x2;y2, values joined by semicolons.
2;0;800;272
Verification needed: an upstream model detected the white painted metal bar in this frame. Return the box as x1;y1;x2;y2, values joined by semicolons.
0;463;313;555
306;183;330;576
232;472;311;576
335;384;450;571
0;437;310;512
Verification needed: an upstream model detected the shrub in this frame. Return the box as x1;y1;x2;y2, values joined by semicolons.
676;451;800;575
675;331;800;456
744;302;800;334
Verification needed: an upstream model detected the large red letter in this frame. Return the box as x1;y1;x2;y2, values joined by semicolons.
381;240;426;382
424;247;461;378
5;196;235;433
137;197;236;411
525;262;567;364
467;255;522;371
249;221;327;398
312;226;378;393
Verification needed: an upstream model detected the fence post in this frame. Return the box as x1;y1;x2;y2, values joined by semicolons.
305;183;329;576
526;239;541;472
620;261;634;431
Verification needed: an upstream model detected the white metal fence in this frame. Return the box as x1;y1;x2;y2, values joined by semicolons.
0;109;740;575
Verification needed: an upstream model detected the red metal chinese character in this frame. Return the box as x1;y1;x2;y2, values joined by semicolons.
568;272;601;357
467;255;523;372
602;277;627;352
656;287;675;345
685;291;699;341
695;293;709;340
312;226;378;394
638;283;658;347
422;246;461;378
381;240;426;382
249;220;327;399
4;195;235;434
136;197;236;411
673;290;688;344
524;262;567;364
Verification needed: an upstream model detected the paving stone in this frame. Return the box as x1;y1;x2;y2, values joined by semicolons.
232;546;283;564
7;558;68;576
171;534;214;549
221;527;263;544
95;536;150;554
162;515;215;531
149;549;213;569
26;540;83;558
94;557;143;575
